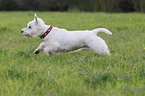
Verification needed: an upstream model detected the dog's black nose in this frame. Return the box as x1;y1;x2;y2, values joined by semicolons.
21;30;24;33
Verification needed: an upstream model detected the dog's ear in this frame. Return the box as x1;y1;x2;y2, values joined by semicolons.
34;13;38;24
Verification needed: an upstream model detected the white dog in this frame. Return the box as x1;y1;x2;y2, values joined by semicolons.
21;14;112;56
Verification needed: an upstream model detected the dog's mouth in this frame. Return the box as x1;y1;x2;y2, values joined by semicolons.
24;34;31;38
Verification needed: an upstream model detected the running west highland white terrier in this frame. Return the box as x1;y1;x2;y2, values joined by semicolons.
21;14;112;56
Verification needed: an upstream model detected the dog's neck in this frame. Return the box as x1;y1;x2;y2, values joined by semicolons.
40;25;53;39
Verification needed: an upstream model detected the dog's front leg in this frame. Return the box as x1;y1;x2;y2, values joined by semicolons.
34;42;45;54
43;46;57;56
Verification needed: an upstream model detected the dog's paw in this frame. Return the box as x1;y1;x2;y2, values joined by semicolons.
34;50;40;54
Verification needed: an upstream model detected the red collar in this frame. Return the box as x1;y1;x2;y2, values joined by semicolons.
40;25;53;39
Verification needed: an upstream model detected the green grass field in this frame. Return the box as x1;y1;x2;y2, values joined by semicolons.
0;12;145;96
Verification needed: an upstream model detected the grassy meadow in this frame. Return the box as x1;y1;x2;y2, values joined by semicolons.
0;12;145;96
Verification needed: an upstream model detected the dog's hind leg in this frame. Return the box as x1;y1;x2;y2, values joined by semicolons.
89;43;110;55
34;42;45;54
86;38;110;55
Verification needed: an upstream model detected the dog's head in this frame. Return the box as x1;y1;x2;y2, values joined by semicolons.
21;14;46;38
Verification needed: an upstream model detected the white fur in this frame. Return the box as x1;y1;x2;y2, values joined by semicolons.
21;14;112;56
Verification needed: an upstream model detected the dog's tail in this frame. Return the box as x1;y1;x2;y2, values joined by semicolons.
92;28;112;35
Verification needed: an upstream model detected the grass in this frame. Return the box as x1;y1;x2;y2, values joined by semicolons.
0;12;145;96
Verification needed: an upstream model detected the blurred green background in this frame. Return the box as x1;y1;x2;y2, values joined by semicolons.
0;0;145;12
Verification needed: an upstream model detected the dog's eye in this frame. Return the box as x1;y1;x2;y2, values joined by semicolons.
29;26;31;29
